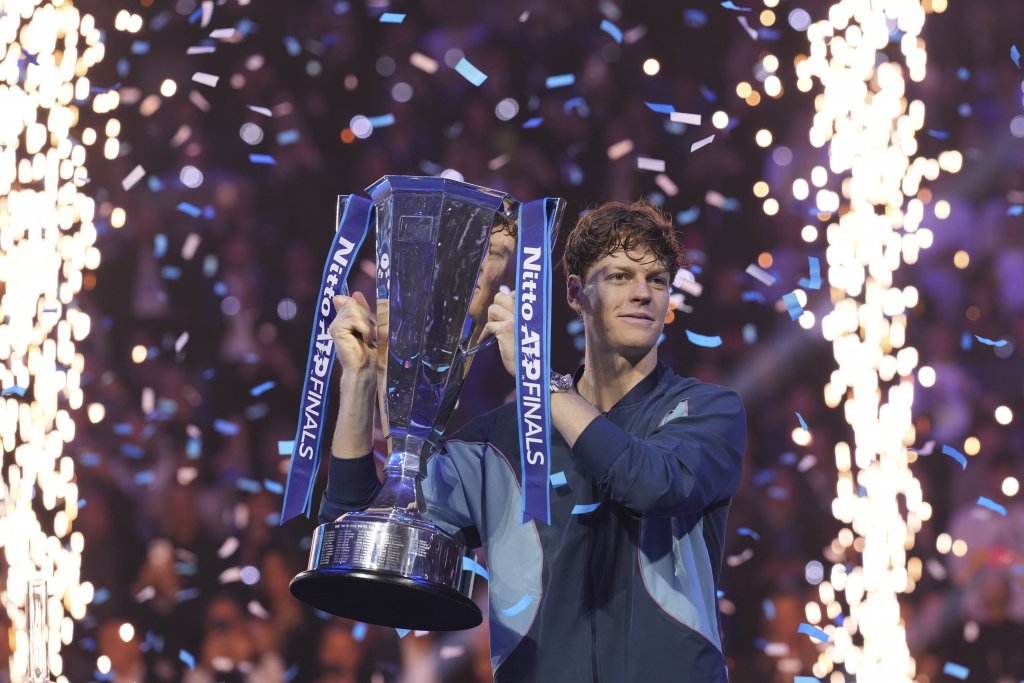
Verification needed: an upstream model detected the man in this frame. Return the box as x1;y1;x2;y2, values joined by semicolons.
320;200;746;682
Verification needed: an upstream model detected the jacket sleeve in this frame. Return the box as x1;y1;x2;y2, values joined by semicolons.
421;442;483;548
318;453;382;525
571;387;746;517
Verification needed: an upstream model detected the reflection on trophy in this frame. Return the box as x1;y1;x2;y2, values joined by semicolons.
290;176;562;630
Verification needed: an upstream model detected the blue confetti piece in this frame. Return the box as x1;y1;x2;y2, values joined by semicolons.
741;291;767;304
599;19;623;43
351;622;367;641
395;628;411;638
545;73;575;89
685;330;723;348
942;662;969;680
176;587;200;602
462;556;490;580
550;471;568;488
283;36;301;56
500;595;534;616
522;116;544;128
798;623;830;642
154;234;168;258
563;97;588;115
367;113;395;128
676;207;701;225
1007;205;1023;216
698;85;717;102
278;440;294;455
782;291;804;320
249;153;276;165
250;381;275;396
80;452;101;466
179;650;196;670
213;419;240;435
977;496;1007;516
738;527;761;541
186;436;202;459
236;478;262;493
796;412;808;431
161;265;182;280
176;202;202;218
960;331;973;350
942;444;968;470
683;9;709;28
927;129;949;139
797;257;822;290
454;57;488;86
572;502;602;514
759;28;781;40
283;664;300;682
721;0;751;11
93;587;110;604
134;471;155;485
974;335;1008;347
742;323;758;344
120;444;144;459
187;6;202;23
1012;45;1022;69
276;129;300;145
130;40;150;55
2;385;27;397
263;479;284;495
644;102;675;114
762;598;775;619
794;678;820;683
379;12;405;23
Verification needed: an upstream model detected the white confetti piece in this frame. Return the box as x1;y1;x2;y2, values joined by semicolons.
188;90;211;112
606;139;634;160
409;52;438;74
200;0;214;28
174;331;190;353
737;16;759;39
217;536;240;559
122;164;145;191
209;28;239;41
186;45;216;55
192;72;219;88
745;264;777;286
637;156;665;172
690;134;715;152
440;646;466;659
247;105;273;117
488;154;510;171
654;173;678;197
669;112;702;125
181;233;201;260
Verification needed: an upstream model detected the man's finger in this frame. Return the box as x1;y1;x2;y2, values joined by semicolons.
487;301;514;323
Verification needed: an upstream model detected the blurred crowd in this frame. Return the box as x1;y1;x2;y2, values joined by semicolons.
4;0;1024;681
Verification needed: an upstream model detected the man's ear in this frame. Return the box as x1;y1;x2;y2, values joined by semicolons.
566;274;583;315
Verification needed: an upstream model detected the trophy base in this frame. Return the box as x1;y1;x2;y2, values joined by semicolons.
290;567;482;631
291;511;483;631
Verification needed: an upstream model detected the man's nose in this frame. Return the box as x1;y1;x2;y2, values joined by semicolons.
630;278;653;301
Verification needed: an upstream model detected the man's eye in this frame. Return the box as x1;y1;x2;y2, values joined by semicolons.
650;277;668;286
609;272;626;280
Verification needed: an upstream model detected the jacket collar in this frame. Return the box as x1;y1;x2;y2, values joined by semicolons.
572;361;668;413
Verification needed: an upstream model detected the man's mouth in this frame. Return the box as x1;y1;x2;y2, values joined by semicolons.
620;313;654;321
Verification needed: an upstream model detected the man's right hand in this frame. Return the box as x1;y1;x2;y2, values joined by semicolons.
330;291;376;375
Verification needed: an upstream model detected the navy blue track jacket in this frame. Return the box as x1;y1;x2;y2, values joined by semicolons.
320;362;746;682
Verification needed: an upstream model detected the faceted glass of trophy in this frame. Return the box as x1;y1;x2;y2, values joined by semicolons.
290;176;527;630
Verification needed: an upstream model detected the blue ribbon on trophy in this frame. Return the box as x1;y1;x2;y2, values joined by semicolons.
515;198;559;526
281;195;373;521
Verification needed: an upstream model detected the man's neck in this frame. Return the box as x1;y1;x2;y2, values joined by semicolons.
578;349;658;412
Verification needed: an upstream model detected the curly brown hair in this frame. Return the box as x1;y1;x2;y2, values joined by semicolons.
561;199;683;281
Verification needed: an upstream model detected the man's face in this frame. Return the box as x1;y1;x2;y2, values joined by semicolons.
570;247;671;361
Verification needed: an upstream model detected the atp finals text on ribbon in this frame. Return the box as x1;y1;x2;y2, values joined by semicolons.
298;233;358;460
518;245;545;466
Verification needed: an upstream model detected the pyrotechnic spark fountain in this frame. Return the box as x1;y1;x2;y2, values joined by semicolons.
792;1;960;680
1;1;114;679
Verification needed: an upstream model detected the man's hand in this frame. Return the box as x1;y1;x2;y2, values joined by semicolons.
330;291;376;376
481;291;516;377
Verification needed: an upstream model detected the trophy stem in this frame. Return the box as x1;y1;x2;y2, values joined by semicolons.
364;449;425;516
